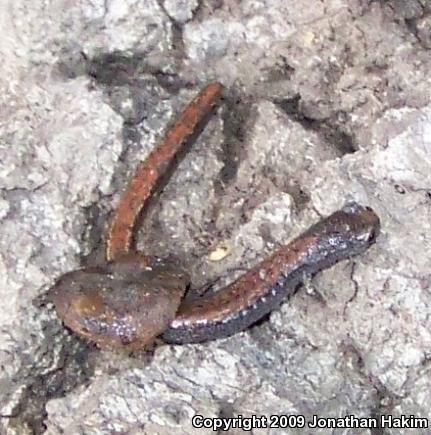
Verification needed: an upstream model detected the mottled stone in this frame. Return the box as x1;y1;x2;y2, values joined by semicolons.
163;0;199;23
1;0;431;434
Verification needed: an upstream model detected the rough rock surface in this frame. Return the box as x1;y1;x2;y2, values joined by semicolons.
1;0;431;434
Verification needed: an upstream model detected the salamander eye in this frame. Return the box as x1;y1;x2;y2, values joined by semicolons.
367;228;377;243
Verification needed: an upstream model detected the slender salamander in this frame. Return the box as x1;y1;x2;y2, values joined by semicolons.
49;83;380;349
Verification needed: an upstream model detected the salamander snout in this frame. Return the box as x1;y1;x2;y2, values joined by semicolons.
352;204;381;245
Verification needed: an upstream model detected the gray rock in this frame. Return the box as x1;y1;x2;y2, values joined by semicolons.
163;0;199;24
1;0;431;434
